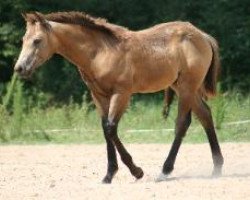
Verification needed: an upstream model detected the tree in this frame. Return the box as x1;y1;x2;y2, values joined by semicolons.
0;0;249;106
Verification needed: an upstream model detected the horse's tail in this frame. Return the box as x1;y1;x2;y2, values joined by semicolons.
203;34;221;97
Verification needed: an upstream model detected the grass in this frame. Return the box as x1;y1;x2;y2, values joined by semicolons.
0;87;249;144
0;75;249;144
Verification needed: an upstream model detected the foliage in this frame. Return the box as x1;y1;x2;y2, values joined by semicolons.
0;0;250;105
0;85;249;143
0;0;249;144
213;84;227;129
10;78;24;139
0;106;8;142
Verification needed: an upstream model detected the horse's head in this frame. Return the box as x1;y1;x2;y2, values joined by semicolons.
14;12;55;78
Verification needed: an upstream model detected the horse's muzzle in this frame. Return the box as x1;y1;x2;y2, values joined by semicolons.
14;65;32;79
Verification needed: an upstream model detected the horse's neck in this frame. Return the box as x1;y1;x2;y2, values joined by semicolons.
50;22;114;94
52;25;95;84
52;23;95;65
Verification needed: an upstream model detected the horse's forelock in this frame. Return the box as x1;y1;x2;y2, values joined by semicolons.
23;12;51;30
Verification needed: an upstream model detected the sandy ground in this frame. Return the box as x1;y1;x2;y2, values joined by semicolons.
0;143;250;200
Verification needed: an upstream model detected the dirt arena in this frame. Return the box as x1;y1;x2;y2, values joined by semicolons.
0;143;250;200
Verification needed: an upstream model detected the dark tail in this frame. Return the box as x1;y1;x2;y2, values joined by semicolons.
204;34;221;97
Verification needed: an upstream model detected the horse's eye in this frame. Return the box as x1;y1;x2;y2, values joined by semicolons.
33;38;42;46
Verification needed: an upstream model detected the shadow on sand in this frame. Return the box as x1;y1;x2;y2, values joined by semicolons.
164;173;250;181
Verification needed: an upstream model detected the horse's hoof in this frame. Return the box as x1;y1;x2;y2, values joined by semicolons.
155;172;170;182
102;168;118;184
132;167;144;179
212;167;222;177
102;176;112;184
163;164;174;174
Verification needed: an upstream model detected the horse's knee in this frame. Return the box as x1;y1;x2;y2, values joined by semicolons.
102;119;117;139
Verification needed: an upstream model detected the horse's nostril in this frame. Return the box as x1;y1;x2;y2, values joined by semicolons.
15;66;23;73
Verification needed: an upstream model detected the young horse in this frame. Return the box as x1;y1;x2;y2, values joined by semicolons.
14;11;224;183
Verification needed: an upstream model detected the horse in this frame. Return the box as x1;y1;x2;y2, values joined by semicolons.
14;11;224;183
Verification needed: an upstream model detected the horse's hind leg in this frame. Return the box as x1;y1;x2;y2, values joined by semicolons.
192;95;224;176
162;87;175;119
157;92;192;181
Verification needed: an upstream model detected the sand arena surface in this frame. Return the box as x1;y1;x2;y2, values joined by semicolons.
0;143;250;200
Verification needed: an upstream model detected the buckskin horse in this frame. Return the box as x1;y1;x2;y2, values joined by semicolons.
14;11;224;183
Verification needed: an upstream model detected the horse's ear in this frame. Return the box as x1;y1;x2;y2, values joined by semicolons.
32;12;46;24
21;13;27;20
24;12;40;24
32;12;51;30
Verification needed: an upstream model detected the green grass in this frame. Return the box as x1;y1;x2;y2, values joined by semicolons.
0;89;249;144
0;76;249;144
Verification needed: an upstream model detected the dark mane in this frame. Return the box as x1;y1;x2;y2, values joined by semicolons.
44;11;124;40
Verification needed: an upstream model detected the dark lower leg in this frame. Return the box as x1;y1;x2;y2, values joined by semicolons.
195;100;224;175
102;119;118;183
206;127;224;175
112;136;143;179
102;137;118;183
105;120;143;179
162;136;182;174
162;110;191;174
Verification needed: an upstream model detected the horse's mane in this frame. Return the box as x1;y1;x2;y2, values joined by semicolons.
44;12;126;40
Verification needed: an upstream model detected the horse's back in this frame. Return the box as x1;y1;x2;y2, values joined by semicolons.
129;21;213;93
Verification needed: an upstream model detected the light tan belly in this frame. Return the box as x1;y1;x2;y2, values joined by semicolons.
132;63;178;93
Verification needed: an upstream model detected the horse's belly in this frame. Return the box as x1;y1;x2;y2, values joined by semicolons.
132;64;178;93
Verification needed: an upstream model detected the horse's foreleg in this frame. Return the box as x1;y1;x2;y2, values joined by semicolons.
102;118;118;183
157;94;192;181
91;93;118;184
106;93;144;180
192;96;224;176
104;120;143;179
162;87;175;119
